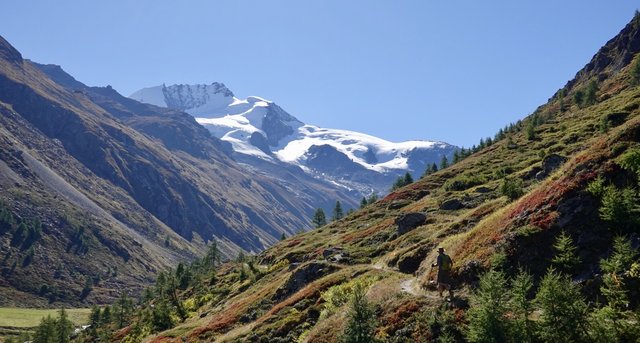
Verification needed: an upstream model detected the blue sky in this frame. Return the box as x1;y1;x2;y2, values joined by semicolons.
1;1;638;147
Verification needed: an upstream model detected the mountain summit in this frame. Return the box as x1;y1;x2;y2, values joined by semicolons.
130;84;457;195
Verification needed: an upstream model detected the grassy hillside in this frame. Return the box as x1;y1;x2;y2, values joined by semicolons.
88;13;640;343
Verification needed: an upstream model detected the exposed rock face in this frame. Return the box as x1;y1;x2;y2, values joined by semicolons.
0;36;22;64
305;144;368;175
396;244;433;274
535;154;567;180
261;103;301;146
440;198;465;211
274;262;338;300
249;132;272;155
395;212;427;235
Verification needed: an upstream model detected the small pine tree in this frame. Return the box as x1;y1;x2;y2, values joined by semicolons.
500;178;524;200
551;231;581;274
56;308;73;343
557;89;566;113
585;80;598;106
599;186;638;231
33;315;58;343
430;162;439;174
341;282;377;343
591;237;640;341
360;197;368;209
440;155;449;170
280;232;286;241
403;172;413;185
466;270;510;343
332;201;344;221
367;193;378;204
509;270;535;343
534;269;590;342
312;208;327;228
574;89;585;108
452;150;461;164
525;122;535;141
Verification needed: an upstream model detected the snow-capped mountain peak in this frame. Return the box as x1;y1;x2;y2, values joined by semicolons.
130;83;456;195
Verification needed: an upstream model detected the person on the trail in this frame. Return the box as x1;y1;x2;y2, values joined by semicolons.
431;247;453;299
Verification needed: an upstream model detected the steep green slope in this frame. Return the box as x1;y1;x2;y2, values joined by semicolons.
112;13;640;343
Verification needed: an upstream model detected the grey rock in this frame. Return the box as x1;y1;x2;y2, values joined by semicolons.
440;198;465;211
395;212;427;235
536;154;567;180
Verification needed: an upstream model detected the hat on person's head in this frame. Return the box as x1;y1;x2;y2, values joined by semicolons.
438;247;444;252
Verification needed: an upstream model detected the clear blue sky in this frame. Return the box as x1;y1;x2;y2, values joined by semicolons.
1;1;638;147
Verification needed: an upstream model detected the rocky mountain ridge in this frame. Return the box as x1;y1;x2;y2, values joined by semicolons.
0;35;357;306
130;84;457;196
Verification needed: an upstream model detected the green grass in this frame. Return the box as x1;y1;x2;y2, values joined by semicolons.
0;307;91;328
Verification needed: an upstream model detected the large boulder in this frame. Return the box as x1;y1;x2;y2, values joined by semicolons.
395;212;427;235
440;198;465;211
535;154;567;180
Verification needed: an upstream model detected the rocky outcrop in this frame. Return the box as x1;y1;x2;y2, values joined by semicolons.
395;212;427;235
274;262;338;300
535;154;567;180
249;132;272;155
261;103;301;146
440;198;465;211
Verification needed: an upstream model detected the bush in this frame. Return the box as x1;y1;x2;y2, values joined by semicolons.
500;178;524;200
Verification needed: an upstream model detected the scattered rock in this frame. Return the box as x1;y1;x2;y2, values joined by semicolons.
439;198;465;211
387;199;412;210
535;154;567;180
275;262;338;300
522;166;542;180
395;212;427;235
322;247;350;263
475;186;492;193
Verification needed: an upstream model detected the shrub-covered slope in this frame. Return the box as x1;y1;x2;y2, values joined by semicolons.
119;14;640;343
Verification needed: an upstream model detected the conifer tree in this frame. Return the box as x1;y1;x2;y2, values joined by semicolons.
341;282;377;343
430;162;438;174
534;269;590;342
452;150;461;164
360;197;368;209
366;193;378;205
509;270;535;343
440;155;449;170
525;122;535;140
33;315;58;343
585;79;598;106
403;172;413;185
332;201;344;221
56;308;73;343
574;89;585;107
551;231;581;274
466;270;510;343
591;237;640;341
312;208;327;228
